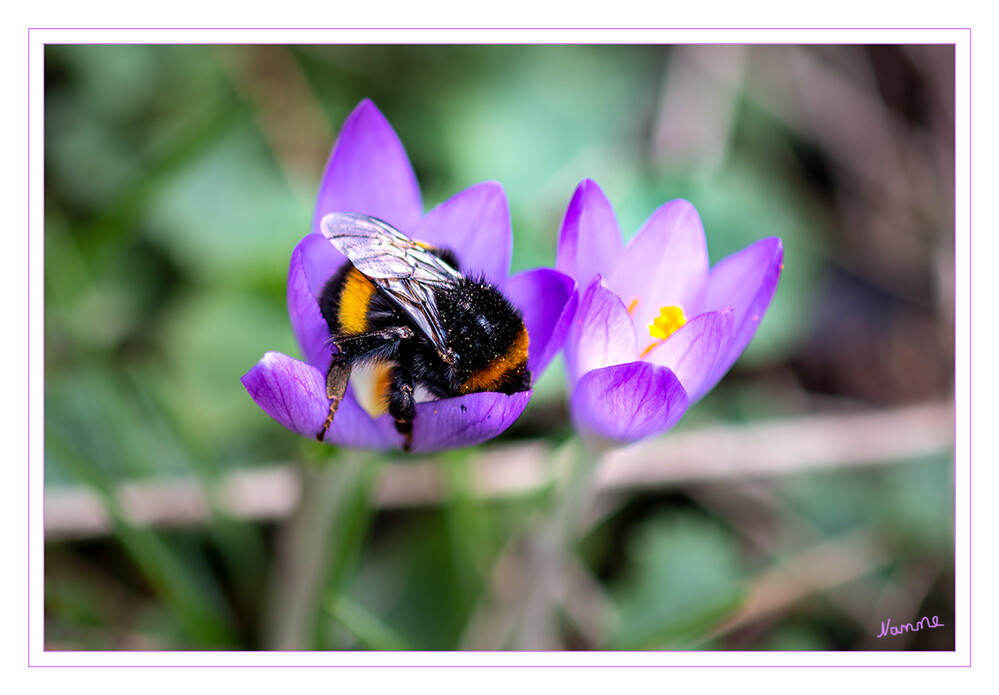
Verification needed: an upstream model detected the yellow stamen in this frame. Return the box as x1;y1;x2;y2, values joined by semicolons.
626;297;640;316
649;305;687;340
640;305;687;358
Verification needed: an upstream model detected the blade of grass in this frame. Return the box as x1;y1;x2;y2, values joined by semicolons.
440;447;494;614
125;364;269;624
324;594;414;652
46;428;236;647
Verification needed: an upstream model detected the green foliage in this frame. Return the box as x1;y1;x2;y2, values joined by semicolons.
346;511;478;650
609;514;745;649
879;454;955;551
775;455;953;547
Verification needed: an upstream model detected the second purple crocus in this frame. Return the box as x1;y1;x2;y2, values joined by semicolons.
556;179;783;444
242;100;576;453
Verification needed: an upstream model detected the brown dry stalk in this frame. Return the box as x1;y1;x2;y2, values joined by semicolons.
44;401;954;541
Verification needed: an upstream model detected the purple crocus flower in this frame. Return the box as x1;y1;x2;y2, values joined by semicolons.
556;179;783;444
242;100;576;453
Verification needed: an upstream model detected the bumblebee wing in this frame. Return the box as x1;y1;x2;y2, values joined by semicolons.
374;278;455;360
321;212;461;283
320;212;460;361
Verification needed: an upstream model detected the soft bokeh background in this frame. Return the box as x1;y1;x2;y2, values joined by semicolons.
43;44;955;651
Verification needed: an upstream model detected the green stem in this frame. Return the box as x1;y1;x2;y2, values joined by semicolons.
263;448;379;650
510;436;611;649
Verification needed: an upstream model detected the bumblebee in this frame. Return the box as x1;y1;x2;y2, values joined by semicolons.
315;212;531;449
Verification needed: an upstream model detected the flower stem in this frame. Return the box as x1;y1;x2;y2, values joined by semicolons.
511;436;611;649
263;448;379;650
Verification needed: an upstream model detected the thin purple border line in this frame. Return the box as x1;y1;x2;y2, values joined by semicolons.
27;27;31;667
25;664;973;668
25;26;975;30
30;34;968;667
30;31;969;667
965;29;972;667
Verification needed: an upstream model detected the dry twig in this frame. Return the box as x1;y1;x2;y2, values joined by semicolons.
44;401;953;541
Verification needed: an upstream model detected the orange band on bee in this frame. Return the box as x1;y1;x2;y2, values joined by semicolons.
338;268;377;334
460;325;529;394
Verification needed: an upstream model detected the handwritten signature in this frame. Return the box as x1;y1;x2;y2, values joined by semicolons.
876;615;945;638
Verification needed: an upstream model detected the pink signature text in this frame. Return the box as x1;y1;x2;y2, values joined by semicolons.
876;615;945;638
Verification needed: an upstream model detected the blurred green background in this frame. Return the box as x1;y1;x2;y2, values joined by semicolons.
44;44;955;651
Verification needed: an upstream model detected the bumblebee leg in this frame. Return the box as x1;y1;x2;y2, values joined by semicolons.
386;363;416;452
315;326;415;442
333;326;413;355
317;355;351;441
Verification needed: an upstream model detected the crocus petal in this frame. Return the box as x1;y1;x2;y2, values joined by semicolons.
701;237;784;393
298;232;346;300
312;99;422;235
324;393;404;450
241;352;398;450
563;276;637;385
241;352;326;438
287;235;341;370
605;199;710;335
505;267;577;377
571;361;689;443
556;179;624;289
411;182;512;286
409;390;531;453
644;309;734;403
